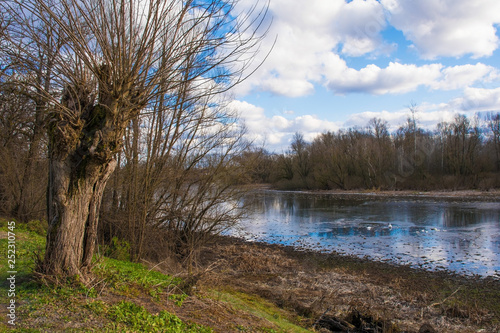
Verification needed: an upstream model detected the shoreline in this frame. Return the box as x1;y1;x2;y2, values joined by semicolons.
225;233;500;281
198;234;500;332
246;184;500;200
216;234;500;283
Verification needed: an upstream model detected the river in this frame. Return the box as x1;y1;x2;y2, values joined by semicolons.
228;190;500;278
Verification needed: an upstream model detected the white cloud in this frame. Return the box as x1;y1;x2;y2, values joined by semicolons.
431;64;499;90
326;62;443;95
232;0;388;97
325;61;498;95
336;0;389;56
381;0;500;59
229;100;341;150
260;78;315;98
448;87;500;112
233;0;500;98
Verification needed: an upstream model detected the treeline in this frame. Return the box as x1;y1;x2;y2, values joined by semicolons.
242;113;500;191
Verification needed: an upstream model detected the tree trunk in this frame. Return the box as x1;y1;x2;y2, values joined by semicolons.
41;73;124;278
43;154;117;278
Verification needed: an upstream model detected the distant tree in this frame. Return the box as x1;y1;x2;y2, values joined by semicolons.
310;132;349;189
366;117;393;187
486;112;500;171
437;114;481;188
291;132;311;188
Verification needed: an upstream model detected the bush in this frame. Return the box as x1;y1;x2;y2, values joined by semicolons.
26;219;48;236
104;237;131;261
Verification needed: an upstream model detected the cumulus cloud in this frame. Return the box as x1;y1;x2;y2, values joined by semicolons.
232;0;388;97
431;64;500;90
325;61;497;95
447;87;500;112
381;0;500;59
335;0;389;56
326;62;443;94
233;0;500;98
229;100;341;150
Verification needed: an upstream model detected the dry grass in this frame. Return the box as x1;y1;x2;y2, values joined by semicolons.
193;235;500;333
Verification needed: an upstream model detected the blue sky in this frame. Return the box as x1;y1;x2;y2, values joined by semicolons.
227;0;500;151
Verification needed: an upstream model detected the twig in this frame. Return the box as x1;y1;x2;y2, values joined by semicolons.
429;287;462;308
312;307;331;330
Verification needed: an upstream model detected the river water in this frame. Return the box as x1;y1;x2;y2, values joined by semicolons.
228;191;500;278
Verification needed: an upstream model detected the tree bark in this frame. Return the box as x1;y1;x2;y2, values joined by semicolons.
42;73;124;278
43;152;117;278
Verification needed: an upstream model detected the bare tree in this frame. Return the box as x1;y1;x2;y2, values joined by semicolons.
487;112;500;171
291;132;311;188
0;76;48;221
101;81;252;272
2;0;267;279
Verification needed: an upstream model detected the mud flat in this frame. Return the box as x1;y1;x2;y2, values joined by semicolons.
300;189;500;200
198;234;500;332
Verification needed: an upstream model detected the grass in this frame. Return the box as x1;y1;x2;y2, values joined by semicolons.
0;219;311;332
211;290;312;333
0;219;208;332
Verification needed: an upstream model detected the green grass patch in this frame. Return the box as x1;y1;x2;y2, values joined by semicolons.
0;220;210;332
84;300;212;332
210;289;312;333
92;257;182;299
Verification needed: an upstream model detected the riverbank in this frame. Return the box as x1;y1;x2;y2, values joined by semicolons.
250;184;500;200
318;189;500;200
195;234;500;332
2;221;499;332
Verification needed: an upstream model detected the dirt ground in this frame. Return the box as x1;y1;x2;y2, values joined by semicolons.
181;234;500;333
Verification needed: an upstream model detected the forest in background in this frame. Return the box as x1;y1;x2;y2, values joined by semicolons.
241;111;500;191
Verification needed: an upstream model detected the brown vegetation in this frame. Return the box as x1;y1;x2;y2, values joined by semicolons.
192;235;500;332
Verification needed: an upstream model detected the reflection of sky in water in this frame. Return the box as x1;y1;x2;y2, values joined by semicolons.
228;191;500;278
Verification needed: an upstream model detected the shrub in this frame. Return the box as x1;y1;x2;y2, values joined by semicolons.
105;237;131;261
26;219;48;236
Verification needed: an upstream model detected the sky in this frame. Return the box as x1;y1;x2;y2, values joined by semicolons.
226;0;500;151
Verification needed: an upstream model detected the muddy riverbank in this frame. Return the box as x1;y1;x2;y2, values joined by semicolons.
196;234;500;332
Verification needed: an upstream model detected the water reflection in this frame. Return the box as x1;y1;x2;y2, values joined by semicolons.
230;191;500;278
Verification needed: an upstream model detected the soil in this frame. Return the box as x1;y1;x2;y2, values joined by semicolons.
178;234;500;333
247;182;500;196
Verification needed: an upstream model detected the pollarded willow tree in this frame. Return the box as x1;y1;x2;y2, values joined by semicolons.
2;0;267;279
